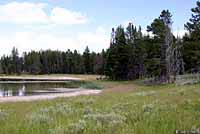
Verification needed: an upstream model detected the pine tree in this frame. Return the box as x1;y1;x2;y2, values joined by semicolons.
11;47;21;74
171;37;185;80
183;1;200;72
106;26;130;80
147;10;173;82
83;46;91;74
126;23;146;79
185;1;200;40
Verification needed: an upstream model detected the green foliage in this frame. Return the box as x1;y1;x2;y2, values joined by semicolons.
147;18;165;39
147;10;174;82
83;46;92;74
185;1;200;40
1;48;106;75
1;47;22;75
106;10;175;82
106;26;131;80
183;41;200;72
0;81;200;134
0;2;200;82
147;9;172;39
81;82;103;89
183;1;200;73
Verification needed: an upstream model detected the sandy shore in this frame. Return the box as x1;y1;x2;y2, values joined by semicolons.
0;76;82;81
0;90;102;103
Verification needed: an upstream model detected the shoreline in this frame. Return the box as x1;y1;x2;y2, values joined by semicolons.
0;89;102;103
0;76;82;82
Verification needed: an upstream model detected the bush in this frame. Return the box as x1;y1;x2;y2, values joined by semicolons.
81;82;103;89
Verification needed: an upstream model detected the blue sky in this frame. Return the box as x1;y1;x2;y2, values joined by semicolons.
0;0;197;55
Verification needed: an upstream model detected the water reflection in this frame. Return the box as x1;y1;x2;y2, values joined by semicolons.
0;90;3;97
7;90;13;97
0;90;13;97
18;85;25;96
0;82;73;97
0;84;27;97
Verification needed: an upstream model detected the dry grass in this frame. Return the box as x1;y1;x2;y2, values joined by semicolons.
0;75;200;134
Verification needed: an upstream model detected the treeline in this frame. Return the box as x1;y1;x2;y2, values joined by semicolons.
0;1;200;83
0;47;106;75
105;1;200;82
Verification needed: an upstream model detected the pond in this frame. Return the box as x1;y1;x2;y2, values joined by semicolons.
0;81;83;97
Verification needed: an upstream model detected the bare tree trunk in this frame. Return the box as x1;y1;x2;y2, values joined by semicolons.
171;37;185;82
160;25;173;83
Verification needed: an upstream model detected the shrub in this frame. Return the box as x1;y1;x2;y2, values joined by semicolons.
81;82;103;90
134;91;156;96
0;109;9;121
49;127;66;134
67;120;87;134
142;104;154;113
84;112;125;127
29;112;52;124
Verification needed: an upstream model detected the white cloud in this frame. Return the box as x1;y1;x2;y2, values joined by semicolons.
50;7;87;25
12;31;81;53
0;26;110;56
77;27;110;52
0;2;87;25
0;2;48;24
0;2;107;56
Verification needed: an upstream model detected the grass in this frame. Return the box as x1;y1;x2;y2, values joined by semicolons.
0;76;200;134
80;81;104;89
59;81;103;89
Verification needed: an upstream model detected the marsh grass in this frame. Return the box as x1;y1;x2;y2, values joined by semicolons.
80;81;104;89
0;109;9;121
0;80;200;134
64;80;104;90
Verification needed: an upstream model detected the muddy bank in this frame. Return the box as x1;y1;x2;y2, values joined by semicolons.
0;89;101;103
0;76;82;82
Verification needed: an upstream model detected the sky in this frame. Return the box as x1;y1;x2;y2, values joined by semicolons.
0;0;197;56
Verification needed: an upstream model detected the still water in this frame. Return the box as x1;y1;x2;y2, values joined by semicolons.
0;81;81;97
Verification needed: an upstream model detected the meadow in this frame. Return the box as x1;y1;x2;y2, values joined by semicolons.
0;75;200;134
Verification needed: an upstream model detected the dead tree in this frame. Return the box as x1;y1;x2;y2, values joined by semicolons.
171;36;185;81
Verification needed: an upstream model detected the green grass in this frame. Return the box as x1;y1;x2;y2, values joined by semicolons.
0;79;200;134
80;81;104;89
60;81;104;89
